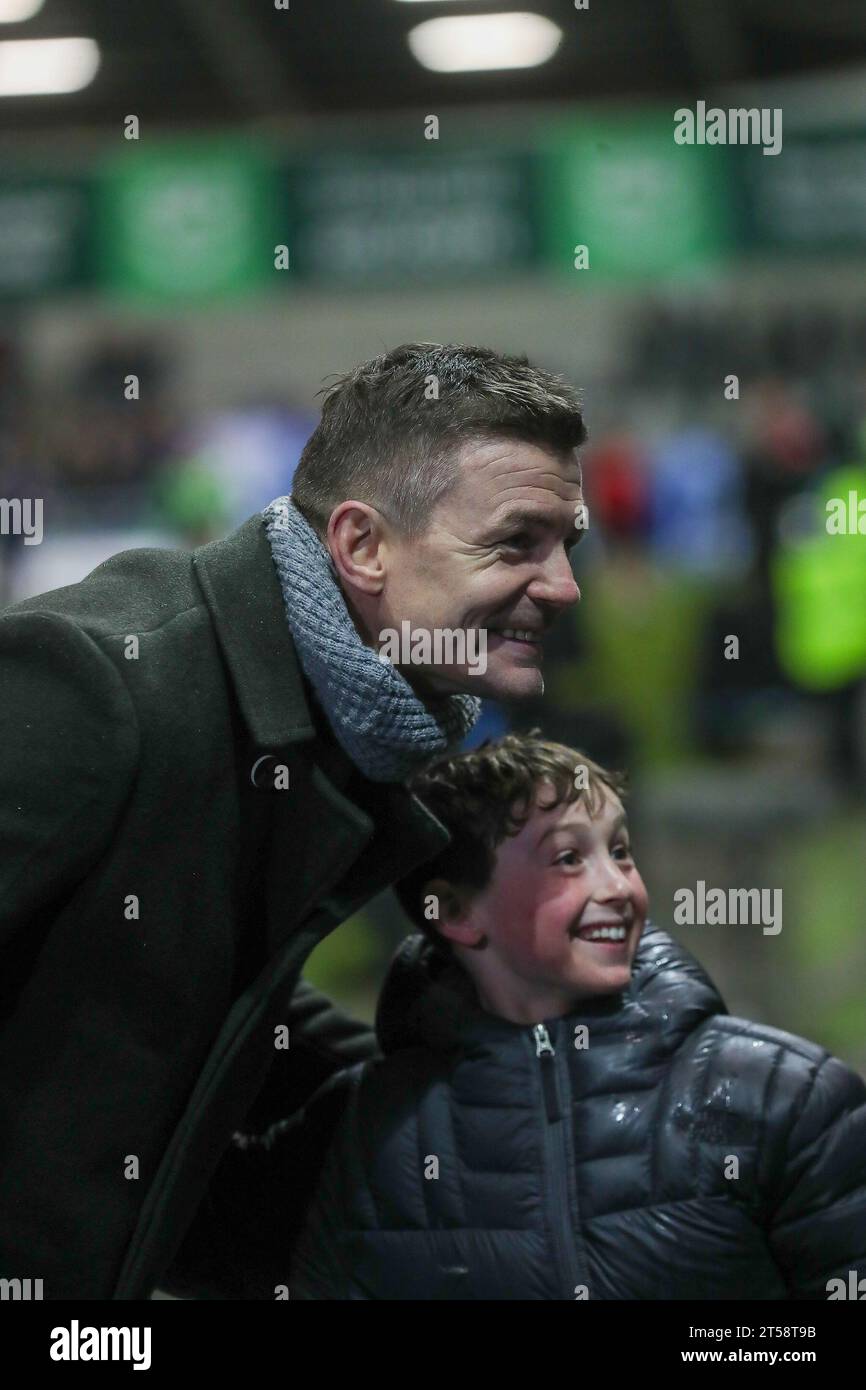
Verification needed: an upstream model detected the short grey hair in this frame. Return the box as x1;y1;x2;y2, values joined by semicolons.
291;342;587;538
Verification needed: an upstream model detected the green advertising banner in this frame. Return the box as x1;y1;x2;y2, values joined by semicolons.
280;146;539;284
98;143;277;300
739;130;866;253
540;114;734;278
0;175;94;297
4;117;865;304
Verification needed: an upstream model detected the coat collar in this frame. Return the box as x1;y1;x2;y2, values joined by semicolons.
192;513;316;748
192;512;453;953
374;924;726;1057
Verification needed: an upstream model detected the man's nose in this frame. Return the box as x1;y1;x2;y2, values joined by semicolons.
527;549;581;609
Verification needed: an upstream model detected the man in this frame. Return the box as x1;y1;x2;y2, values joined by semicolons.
0;342;585;1299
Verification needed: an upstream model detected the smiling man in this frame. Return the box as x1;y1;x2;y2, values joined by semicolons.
277;345;585;714
321;435;583;701
0;342;586;1299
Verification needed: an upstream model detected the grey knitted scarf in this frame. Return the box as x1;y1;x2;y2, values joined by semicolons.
262;496;482;783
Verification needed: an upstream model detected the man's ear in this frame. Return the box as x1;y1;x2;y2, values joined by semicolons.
327;501;388;597
423;877;485;948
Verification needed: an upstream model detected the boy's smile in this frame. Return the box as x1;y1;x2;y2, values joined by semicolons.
433;782;648;1024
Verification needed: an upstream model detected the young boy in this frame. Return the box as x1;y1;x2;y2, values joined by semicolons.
169;732;866;1300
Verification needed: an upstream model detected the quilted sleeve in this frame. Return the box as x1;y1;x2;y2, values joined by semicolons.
765;1052;866;1299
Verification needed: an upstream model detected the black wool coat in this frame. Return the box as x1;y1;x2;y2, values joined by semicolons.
180;925;866;1300
0;514;451;1300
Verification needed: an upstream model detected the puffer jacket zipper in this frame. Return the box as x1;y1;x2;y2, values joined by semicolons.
531;1022;590;1299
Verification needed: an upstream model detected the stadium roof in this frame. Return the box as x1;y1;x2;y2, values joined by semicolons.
4;0;866;132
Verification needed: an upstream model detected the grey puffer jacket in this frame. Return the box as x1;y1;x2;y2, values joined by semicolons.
287;925;866;1300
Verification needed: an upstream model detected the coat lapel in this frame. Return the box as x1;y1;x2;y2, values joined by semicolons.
193;515;452;956
261;764;450;954
193;514;315;748
314;777;452;928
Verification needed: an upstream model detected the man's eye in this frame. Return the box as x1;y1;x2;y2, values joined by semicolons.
612;843;632;861
554;850;580;866
503;531;533;550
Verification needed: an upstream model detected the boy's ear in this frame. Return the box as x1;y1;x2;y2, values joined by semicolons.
422;878;467;923
423;878;485;948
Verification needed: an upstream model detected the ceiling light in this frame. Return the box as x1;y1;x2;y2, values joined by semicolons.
407;13;562;73
0;0;46;21
0;37;100;95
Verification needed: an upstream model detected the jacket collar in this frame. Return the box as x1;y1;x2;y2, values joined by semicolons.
192;513;316;748
374;924;726;1056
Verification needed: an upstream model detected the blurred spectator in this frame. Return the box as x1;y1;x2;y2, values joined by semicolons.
649;426;752;579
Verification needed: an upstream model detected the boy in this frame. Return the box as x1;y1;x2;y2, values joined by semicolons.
169;732;866;1299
